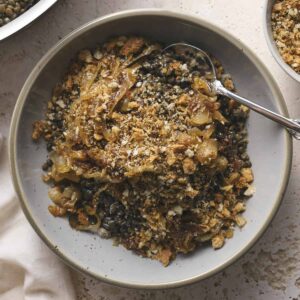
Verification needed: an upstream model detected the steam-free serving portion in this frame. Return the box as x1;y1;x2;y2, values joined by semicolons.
272;0;300;74
0;0;40;27
32;36;254;266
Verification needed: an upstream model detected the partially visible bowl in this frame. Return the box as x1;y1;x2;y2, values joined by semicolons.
0;0;57;42
9;9;292;289
264;0;300;82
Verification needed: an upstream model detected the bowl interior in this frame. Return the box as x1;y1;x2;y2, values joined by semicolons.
264;0;300;82
13;12;291;288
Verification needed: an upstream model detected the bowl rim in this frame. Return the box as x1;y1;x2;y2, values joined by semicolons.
9;9;293;289
263;0;300;82
0;0;58;42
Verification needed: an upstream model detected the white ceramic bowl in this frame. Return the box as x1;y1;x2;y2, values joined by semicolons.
9;10;292;289
0;0;57;41
264;0;300;82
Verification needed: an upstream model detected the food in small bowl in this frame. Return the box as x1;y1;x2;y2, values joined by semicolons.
32;36;254;266
271;0;300;74
0;0;40;27
264;0;300;81
0;0;57;41
10;10;292;288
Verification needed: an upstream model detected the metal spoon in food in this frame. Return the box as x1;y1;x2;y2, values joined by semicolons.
128;42;300;140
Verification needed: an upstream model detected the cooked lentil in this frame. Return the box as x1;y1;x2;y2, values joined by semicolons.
32;36;254;266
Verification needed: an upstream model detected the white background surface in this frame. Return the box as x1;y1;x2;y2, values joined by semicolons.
0;0;299;299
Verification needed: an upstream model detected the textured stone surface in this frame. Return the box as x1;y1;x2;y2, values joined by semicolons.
0;0;299;299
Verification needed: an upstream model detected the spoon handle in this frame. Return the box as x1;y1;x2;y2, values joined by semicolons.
212;80;300;140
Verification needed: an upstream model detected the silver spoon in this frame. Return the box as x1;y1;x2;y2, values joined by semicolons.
128;42;300;140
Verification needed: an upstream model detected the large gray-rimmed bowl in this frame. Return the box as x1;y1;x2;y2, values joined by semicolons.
9;9;292;289
264;0;300;82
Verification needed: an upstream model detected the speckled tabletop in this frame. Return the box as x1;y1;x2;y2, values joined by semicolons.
0;0;299;299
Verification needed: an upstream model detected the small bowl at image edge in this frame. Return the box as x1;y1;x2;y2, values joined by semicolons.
9;9;292;289
0;0;57;42
264;0;300;82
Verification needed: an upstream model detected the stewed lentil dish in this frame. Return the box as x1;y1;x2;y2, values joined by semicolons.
32;36;254;266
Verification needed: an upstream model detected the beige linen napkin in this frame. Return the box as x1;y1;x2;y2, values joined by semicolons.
0;136;76;300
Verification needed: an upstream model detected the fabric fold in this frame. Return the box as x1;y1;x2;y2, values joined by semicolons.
0;139;76;300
